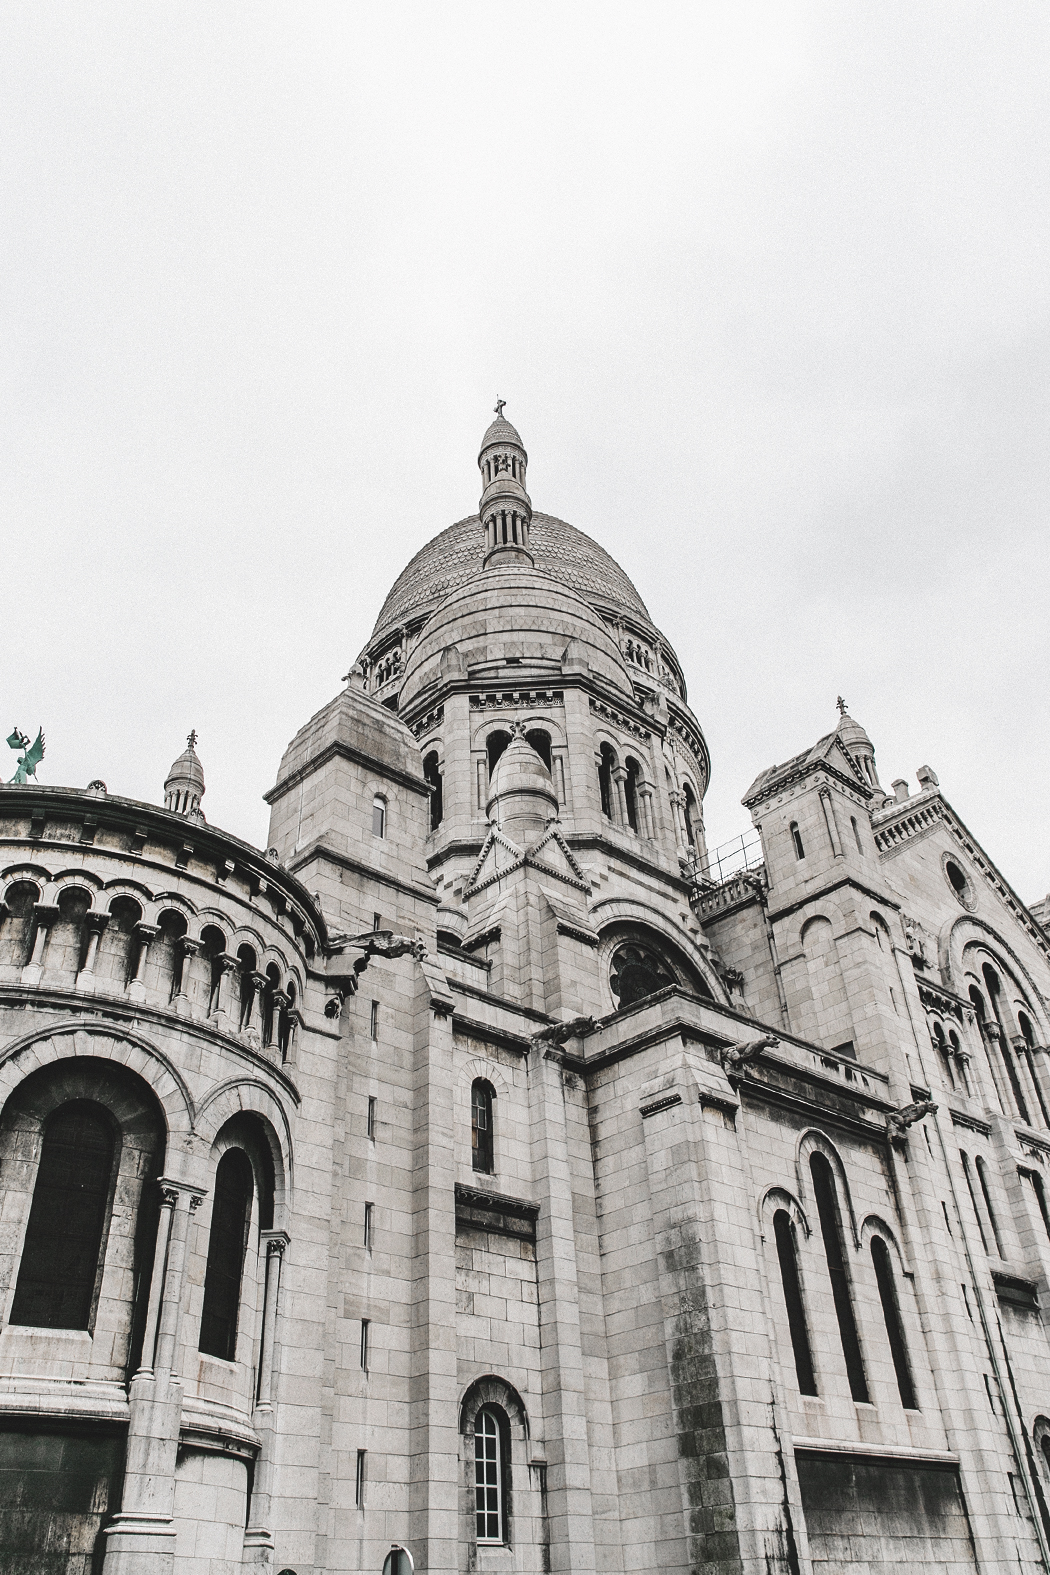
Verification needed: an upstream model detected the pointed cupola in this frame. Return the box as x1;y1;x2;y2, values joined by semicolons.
486;728;558;846
164;730;206;820
834;698;886;801
479;401;534;569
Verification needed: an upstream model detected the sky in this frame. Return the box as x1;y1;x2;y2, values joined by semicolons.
2;4;1048;899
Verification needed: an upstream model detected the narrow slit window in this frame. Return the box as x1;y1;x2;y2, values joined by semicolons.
370;1000;379;1041
870;1237;917;1409
975;1156;1005;1257
475;1407;504;1544
791;822;805;860
810;1153;869;1402
772;1210;817;1395
355;1449;366;1508
471;1080;495;1174
851;816;864;854
360;1318;370;1371
363;1202;374;1250
10;1100;116;1330
372;796;386;839
367;1096;377;1141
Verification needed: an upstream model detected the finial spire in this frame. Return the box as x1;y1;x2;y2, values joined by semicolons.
494;397;506;418
836;696;848;717
187;728;198;750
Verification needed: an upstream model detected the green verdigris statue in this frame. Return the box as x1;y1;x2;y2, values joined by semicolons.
7;728;45;784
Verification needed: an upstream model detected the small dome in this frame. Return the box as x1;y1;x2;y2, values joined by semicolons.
487;732;559;845
164;731;206;819
479;416;525;453
835;706;873;753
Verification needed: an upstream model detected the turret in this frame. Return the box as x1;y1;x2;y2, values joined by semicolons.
486;728;558;847
163;730;206;819
834;697;887;803
479;401;533;568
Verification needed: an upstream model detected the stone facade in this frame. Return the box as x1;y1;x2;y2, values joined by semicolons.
2;414;1050;1574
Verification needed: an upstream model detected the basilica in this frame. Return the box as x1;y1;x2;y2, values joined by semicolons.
2;411;1050;1575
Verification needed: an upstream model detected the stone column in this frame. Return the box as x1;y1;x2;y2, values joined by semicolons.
102;1179;205;1575
172;936;200;1017
76;911;109;995
21;903;56;986
209;952;240;1023
640;785;656;841
245;970;268;1031
611;766;629;830
529;1041;598;1575
127;922;160;1003
244;1231;291;1566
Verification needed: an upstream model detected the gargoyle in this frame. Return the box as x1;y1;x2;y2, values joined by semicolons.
886;1099;938;1145
323;930;428;1017
719;1033;779;1076
531;1015;596;1052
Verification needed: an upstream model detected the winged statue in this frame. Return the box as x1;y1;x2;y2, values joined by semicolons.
7;728;45;785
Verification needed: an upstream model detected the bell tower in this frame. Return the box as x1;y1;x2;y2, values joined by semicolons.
479;400;533;568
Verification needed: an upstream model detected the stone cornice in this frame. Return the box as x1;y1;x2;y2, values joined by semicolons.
284;841;440;908
764;874;902;925
742;756;873;811
264;738;429;804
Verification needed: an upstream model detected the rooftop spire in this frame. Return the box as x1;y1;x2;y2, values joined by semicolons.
478;404;534;570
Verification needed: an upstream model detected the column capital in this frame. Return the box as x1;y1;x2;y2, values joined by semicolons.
179;936;202;957
220;952;242;976
261;1230;290;1260
85;909;110;933
157;1176;207;1211
134;922;161;942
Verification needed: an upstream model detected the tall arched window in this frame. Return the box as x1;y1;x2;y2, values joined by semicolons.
959;1152;990;1254
624;758;641;832
262;962;280;1047
791;822;805;860
773;1209;817;1395
48;887;91;977
154;909;188;1000
279;980;296;1060
984;965;1030;1124
597;743;615;820
372;795;387;838
199;1147;255;1361
471;1079;495;1174
423;751;443;830
237;944;257;1028
525;729;552;773
1018;1012;1050;1127
683;782;701;852
487;731;512;778
474;1406;506;1544
200;925;227;1015
870;1237;917;1409
11;1100;117;1330
809;1153;868;1402
975;1155;1005;1258
98;895;142;987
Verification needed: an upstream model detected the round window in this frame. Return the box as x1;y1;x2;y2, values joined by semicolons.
609;942;676;1009
943;854;976;911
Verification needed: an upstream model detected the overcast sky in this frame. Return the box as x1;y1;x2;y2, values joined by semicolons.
2;4;1048;900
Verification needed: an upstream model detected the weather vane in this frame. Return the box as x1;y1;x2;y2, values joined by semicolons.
494;398;506;418
7;727;45;784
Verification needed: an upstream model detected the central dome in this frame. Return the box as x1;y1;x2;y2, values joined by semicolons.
368;512;654;646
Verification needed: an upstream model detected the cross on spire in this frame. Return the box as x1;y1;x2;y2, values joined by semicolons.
836;696;848;717
187;729;198;750
494;398;506;418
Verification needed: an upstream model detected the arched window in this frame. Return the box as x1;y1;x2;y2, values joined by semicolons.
199;1147;255;1360
791;822;805;860
487;731;511;778
48;887;92;977
200;925;227;1015
237;944;257;1028
960;1152;990;1254
623;758;641;832
154;909;188;1000
870;1237;917;1409
609;941;676;1009
683;782;701;852
809;1153;868;1402
10;1100;117;1330
975;1155;1005;1258
932;1022;955;1089
597;743;615;820
525;729;552;773
471;1079;495;1174
98;895;142;987
851;816;864;854
773;1209;817;1395
984;965;1030;1124
1017;1012;1050;1126
279;980;296;1060
372;795;387;839
262;962;280;1047
423;751;443;830
474;1406;507;1544
0;881;39;967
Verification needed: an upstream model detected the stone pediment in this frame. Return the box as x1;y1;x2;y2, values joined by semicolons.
464;821;590;900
